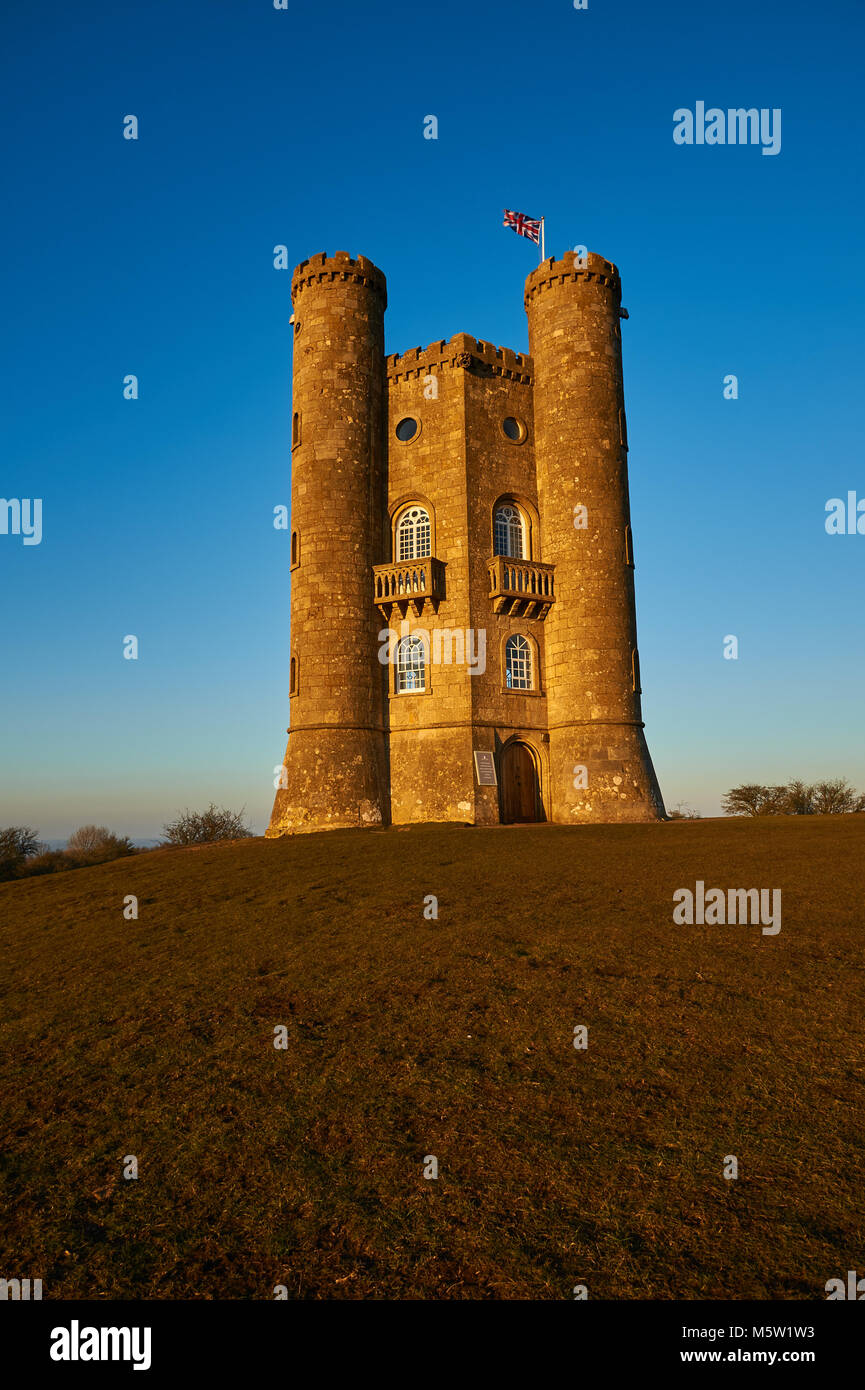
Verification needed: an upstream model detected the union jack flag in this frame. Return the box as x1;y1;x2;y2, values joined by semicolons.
503;208;542;244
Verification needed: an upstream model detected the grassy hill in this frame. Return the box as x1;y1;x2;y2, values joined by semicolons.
1;816;863;1300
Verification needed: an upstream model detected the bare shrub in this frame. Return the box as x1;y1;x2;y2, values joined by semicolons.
19;850;75;878
811;779;865;815
723;779;865;817
161;804;253;846
721;785;788;817
0;826;44;881
66;826;134;862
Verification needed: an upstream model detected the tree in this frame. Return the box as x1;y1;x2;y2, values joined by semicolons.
721;785;788;817
66;825;112;854
0;826;43;880
0;826;42;859
722;778;865;817
783;780;816;816
811;779;865;815
66;825;134;860
161;804;254;846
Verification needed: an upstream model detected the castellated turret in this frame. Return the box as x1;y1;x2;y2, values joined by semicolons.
524;254;665;822
267;249;664;835
268;252;389;834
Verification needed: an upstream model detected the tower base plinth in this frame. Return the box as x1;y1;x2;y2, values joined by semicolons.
548;723;665;824
267;728;387;837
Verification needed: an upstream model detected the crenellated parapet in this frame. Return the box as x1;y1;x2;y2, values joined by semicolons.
291;251;387;308
524;252;621;310
387;332;532;384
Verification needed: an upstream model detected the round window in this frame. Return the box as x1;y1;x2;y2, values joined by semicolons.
502;416;526;443
395;417;419;442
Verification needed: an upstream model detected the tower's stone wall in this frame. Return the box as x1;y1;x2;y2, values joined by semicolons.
385;337;474;825
267;253;388;834
525;253;664;822
461;357;548;825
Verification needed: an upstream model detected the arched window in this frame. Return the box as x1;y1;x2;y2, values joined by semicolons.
292;412;301;447
290;530;299;567
396;506;431;561
289;655;297;695
494;504;525;558
396;634;426;692
505;634;532;690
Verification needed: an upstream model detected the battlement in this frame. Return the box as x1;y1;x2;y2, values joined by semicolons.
292;251;387;307
524;252;621;309
387;332;533;384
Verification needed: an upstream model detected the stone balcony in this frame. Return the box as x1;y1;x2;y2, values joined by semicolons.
373;556;447;618
488;556;556;620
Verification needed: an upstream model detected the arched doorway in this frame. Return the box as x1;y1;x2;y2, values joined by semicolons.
500;742;540;823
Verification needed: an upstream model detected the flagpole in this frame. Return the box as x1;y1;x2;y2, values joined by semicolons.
540;217;545;262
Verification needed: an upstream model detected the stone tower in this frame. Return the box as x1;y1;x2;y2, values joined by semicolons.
524;253;664;822
268;252;388;834
267;248;664;836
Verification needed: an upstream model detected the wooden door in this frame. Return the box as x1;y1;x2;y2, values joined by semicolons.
501;743;539;823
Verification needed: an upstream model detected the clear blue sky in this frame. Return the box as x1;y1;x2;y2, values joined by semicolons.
1;0;863;838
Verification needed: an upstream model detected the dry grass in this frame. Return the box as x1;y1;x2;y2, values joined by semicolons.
1;815;863;1299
